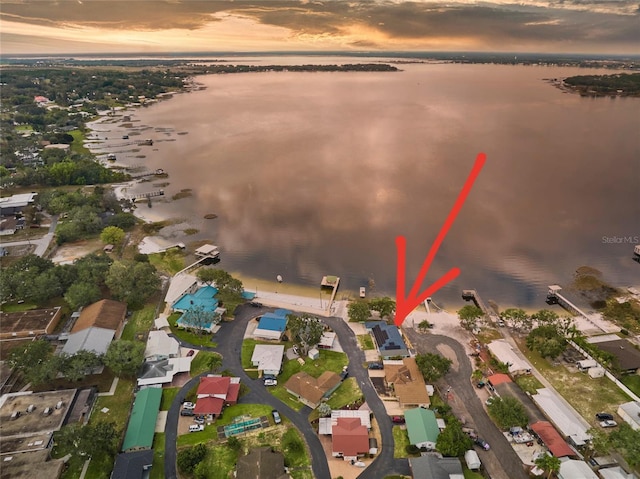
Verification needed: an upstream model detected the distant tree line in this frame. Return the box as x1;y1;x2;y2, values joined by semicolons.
563;73;640;97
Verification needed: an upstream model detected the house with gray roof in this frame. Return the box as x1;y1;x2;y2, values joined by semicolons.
409;455;464;479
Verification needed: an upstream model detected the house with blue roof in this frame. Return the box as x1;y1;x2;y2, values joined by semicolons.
365;321;410;359
173;285;226;332
253;309;291;340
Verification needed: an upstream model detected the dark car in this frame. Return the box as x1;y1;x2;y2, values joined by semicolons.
263;374;277;381
476;381;486;388
180;409;195;417
596;412;614;421
391;416;406;424
474;438;490;450
186;349;195;357
248;302;263;308
368;362;383;370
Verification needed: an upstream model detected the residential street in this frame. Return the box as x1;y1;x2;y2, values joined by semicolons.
403;328;530;479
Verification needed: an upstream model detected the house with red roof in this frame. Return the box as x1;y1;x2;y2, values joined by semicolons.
331;417;370;461
194;375;240;416
530;421;575;458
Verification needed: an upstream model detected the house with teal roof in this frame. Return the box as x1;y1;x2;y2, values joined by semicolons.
173;285;226;332
121;387;162;452
405;407;440;450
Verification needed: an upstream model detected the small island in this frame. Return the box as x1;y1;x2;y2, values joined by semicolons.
553;72;640;97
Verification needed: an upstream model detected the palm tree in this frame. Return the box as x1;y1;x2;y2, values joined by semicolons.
535;453;561;479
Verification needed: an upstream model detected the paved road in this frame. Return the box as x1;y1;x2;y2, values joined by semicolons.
165;305;330;479
404;328;529;479
324;317;411;479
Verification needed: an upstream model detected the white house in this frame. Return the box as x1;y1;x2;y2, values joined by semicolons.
144;330;180;361
250;345;285;376
487;340;532;375
617;401;640;431
531;388;592;447
558;458;598;479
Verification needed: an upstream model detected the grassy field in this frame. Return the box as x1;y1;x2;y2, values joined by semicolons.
621;374;640;397
150;433;165;479
177;403;274;448
69;129;91;155
190;351;222;376
357;334;375;350
121;304;156;341
515;374;545;395
309;378;363;422
90;378;134;432
516;338;632;426
148;248;186;275
268;350;348;411
392;426;412;458
168;312;218;347
161;387;180;411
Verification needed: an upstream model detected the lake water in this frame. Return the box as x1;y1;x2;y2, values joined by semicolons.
100;59;640;309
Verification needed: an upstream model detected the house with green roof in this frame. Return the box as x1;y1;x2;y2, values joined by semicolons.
405;407;440;450
121;387;162;452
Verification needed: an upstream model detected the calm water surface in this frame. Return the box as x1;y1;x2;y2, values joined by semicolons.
109;60;640;309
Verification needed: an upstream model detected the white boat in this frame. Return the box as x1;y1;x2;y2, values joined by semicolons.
359;287;366;298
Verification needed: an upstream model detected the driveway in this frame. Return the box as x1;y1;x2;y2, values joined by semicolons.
403;328;529;479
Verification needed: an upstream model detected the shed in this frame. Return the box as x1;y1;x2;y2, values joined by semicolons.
308;348;319;360
588;367;605;378
464;450;481;470
617;401;640;431
577;359;597;371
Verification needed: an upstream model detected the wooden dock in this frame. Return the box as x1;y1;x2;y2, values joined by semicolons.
321;275;340;312
128;189;164;201
462;289;498;321
547;285;605;332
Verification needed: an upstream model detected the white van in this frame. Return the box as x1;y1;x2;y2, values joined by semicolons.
189;424;204;433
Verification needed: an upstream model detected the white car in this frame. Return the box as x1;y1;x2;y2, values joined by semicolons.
264;379;277;387
183;402;195;410
599;420;617;428
189;424;204;433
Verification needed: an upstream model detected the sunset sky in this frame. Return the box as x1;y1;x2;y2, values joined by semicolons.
1;0;638;55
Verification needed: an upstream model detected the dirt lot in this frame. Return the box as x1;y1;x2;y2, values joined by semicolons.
50;238;104;264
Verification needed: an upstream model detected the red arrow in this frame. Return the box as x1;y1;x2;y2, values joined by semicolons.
394;153;486;327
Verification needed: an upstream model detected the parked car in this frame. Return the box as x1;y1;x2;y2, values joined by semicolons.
183;402;195;410
189;424;204;433
272;410;282;424
368;362;383;370
476;381;486;388
391;416;405;424
194;417;205;424
474;438;490;450
485;397;495;406
180;409;195;417
186;349;195;357
596;412;614;421
264;379;277;386
599;420;617;428
248;301;263;308
263;374;277;381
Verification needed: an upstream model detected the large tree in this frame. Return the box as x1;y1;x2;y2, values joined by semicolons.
532;309;559;327
526;325;567;359
60;350;103;382
105;260;160;308
457;305;483;330
103;340;145;377
369;296;396;319
415;352;452;382
54;421;119;459
64;282;101;310
486;396;529;429
535;453;561;479
7;339;58;386
609;423;640;467
287;314;325;356
347;301;371;322
100;225;125;245
181;305;215;335
177;444;207;474
501;308;531;332
436;418;473;457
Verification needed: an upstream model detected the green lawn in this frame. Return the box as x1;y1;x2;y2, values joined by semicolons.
121;304;156;341
327;377;363;409
463;468;484;479
177;403;274;448
148;248;186;275
392;426;412;458
516;338;632;426
0;302;38;312
190;351;222;376
161;387;180;411
621;374;640;397
168;312;218;347
84;453;115;479
515;374;544;395
150;433;165;479
90;377;134;432
268;350;348;411
201;444;238;479
69;129;92;155
357;334;375;350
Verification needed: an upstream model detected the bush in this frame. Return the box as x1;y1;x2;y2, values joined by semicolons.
177;444;207;474
405;444;420;455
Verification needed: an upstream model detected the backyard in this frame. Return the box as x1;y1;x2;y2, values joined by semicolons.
268;350;349;411
357;334;375;350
